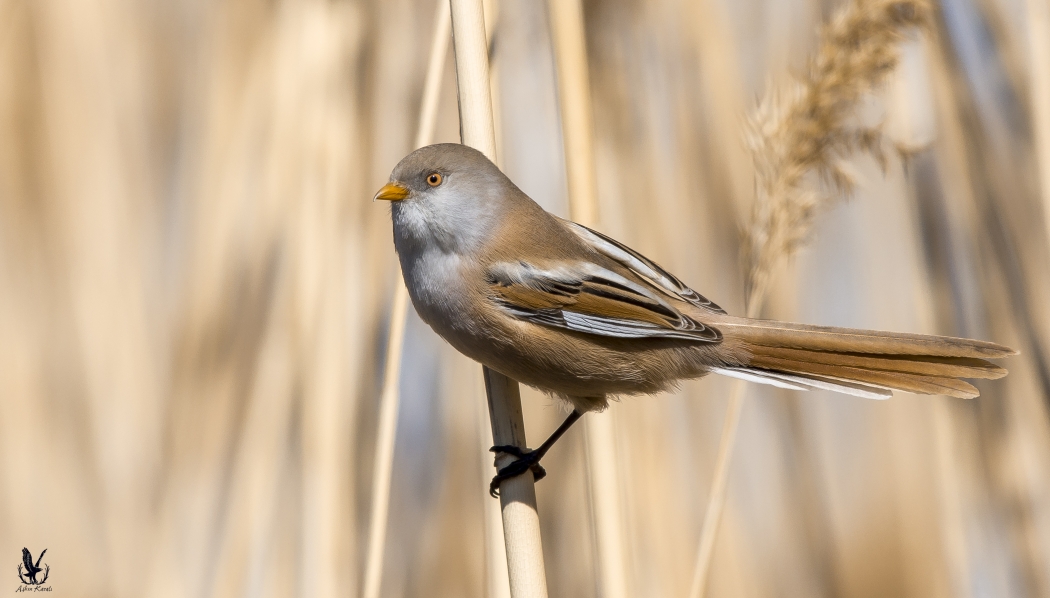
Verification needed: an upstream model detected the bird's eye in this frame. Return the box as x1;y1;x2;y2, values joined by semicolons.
426;172;443;187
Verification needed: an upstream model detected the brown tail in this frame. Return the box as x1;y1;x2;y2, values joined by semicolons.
714;317;1016;399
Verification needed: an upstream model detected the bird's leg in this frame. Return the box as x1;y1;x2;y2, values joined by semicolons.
489;409;583;497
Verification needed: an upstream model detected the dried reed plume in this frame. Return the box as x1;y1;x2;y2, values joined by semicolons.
691;2;932;596
743;0;931;311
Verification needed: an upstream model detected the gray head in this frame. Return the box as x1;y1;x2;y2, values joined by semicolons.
375;143;528;256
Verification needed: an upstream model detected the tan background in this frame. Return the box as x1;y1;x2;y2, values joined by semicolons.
1;0;1049;596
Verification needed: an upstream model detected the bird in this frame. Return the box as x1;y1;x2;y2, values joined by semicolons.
21;548;45;584
375;143;1016;497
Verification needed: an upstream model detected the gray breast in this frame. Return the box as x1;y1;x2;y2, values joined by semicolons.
398;247;472;334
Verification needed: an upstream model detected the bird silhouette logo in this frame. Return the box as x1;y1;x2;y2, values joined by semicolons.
17;548;48;586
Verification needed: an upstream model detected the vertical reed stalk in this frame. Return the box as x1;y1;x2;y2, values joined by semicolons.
449;0;549;595
480;373;513;598
688;2;930;596
906;35;975;597
549;0;598;227
482;368;549;597
932;397;972;598
687;360;749;598
483;0;504;167
1027;0;1050;255
548;1;628;597
361;4;450;598
479;2;513;594
582;416;629;598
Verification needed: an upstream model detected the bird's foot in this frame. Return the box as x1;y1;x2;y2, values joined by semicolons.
488;445;547;498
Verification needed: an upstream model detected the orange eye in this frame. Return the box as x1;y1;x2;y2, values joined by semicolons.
426;172;443;187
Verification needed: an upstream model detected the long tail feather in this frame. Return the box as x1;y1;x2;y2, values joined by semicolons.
748;355;980;398
713;366;892;399
717;317;1016;399
720;317;1016;358
748;345;1008;379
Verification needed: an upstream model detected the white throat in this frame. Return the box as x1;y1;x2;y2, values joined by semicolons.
390;190;498;257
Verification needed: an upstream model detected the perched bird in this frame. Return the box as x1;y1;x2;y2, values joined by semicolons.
376;143;1015;496
21;548;45;584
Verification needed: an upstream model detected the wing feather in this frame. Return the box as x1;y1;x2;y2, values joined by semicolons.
487;261;721;343
561;220;726;313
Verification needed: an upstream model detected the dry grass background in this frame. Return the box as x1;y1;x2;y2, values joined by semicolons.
0;0;1049;596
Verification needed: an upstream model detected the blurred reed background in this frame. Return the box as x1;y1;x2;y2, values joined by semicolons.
1;0;1049;596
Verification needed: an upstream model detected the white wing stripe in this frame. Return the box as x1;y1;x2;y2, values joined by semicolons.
562;311;704;340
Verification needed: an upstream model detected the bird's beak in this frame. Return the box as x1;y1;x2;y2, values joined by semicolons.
373;182;411;202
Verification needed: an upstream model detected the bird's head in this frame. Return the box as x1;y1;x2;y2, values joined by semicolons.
375;143;523;256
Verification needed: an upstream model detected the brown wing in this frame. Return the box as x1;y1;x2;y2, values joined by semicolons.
486;261;722;342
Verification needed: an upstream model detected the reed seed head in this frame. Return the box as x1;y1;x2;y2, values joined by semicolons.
743;0;931;312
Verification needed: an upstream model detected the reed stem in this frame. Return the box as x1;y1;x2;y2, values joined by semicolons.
687;297;761;598
449;0;549;595
548;1;628;596
687;381;744;598
361;4;450;598
1027;0;1050;257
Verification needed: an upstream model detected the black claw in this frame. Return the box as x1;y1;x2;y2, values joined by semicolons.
531;463;547;482
488;447;546;498
490;445;529;459
486;411;585;498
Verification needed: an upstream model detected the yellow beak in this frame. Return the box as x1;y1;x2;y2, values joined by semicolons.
374;182;411;202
